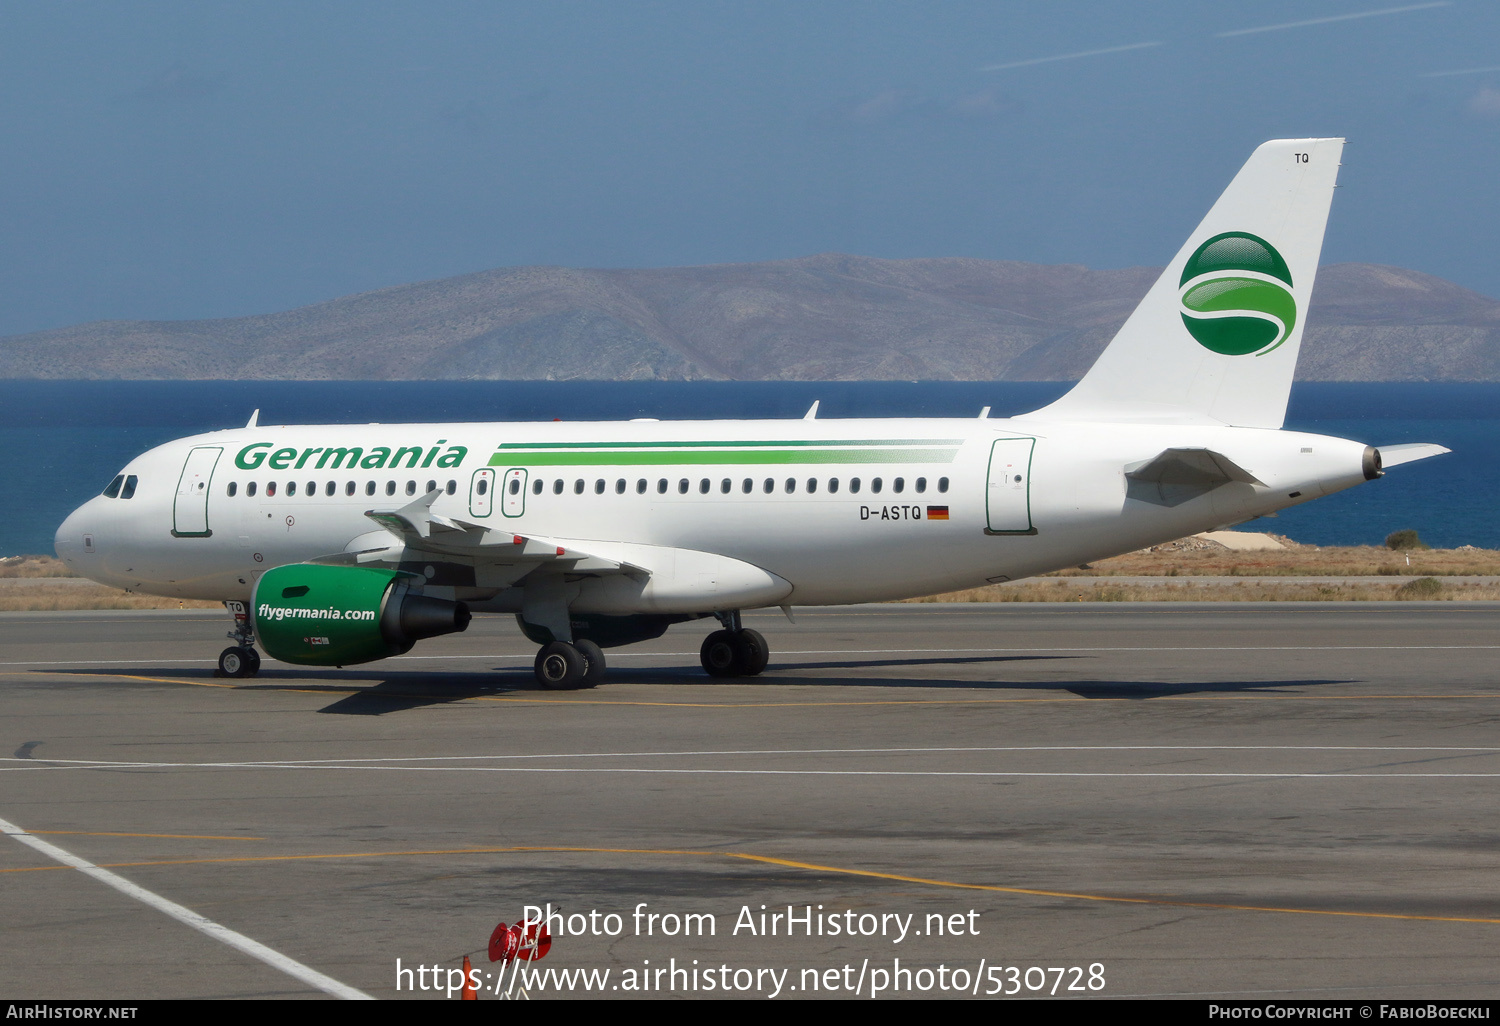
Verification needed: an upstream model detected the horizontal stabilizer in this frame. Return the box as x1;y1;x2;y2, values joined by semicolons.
1125;447;1262;507
1376;443;1451;470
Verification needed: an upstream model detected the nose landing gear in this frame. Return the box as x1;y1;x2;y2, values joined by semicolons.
216;600;262;678
217;646;261;678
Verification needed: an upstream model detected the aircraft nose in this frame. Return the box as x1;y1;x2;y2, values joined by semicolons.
54;501;95;569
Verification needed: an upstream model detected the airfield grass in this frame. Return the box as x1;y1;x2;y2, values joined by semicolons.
4;545;1500;611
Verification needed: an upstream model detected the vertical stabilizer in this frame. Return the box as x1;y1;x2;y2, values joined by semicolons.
1025;138;1344;428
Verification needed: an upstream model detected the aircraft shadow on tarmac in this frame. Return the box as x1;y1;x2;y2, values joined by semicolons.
59;664;1355;715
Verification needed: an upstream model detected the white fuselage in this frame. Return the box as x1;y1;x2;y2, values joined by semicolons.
55;414;1373;612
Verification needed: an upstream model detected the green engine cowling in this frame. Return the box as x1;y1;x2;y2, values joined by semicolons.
252;564;471;666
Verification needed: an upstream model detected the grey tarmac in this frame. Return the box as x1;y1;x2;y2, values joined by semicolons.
1;602;1498;1000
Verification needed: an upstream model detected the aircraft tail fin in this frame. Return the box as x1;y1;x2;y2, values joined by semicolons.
1025;138;1344;429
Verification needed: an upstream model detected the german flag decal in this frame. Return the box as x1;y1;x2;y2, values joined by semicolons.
926;506;949;520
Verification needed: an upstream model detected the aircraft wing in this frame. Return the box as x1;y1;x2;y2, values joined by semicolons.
303;490;648;586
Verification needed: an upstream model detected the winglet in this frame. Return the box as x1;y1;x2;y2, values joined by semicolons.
803;400;820;420
246;409;260;428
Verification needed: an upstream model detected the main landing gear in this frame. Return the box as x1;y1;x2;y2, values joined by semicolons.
216;600;261;678
533;639;605;690
699;611;769;678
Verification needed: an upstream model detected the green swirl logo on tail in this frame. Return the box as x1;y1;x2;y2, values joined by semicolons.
1179;232;1296;357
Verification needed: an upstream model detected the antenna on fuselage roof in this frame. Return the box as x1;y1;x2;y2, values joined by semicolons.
803;400;820;420
245;409;260;428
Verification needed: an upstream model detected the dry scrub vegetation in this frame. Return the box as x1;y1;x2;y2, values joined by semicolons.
1041;539;1500;578
0;556;220;611
907;537;1500;603
906;576;1500;604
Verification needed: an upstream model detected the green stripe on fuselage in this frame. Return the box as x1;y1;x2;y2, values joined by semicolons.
487;447;960;467
493;438;964;450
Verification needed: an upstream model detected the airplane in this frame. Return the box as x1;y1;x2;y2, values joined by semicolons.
53;138;1448;689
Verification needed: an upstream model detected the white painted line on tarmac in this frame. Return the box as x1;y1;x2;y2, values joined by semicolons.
62;766;1500;779
0;814;373;1000
2;757;1496;780
6;643;1500;668
6;744;1495;770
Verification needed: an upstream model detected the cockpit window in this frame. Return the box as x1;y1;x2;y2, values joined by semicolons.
120;475;139;500
103;475;125;498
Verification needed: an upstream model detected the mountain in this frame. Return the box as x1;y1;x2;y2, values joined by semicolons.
5;255;1500;381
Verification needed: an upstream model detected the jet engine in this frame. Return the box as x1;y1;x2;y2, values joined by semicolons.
251;564;470;666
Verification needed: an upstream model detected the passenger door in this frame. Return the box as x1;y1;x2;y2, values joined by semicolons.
985;438;1036;535
173;446;222;537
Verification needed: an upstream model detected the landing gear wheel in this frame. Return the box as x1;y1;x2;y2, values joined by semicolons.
574;639;606;688
700;630;743;678
217;646;256;678
534;641;587;690
735;628;769;676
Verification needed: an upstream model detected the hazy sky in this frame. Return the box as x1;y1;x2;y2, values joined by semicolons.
3;1;1497;337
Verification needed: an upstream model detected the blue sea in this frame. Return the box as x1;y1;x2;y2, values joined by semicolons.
3;380;1494;555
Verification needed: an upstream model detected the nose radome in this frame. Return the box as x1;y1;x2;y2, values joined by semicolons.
54;501;94;567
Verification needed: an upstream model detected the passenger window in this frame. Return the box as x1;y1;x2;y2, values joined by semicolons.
721;478;731;494
508;479;520;495
531;479;542;495
346;481;356;496
287;481;298;497
552;479;563;495
448;480;458;495
227;482;237;497
326;481;336;496
247;482;258;497
575;479;585;495
267;482;277;497
615;478;626;494
306;481;316;496
742;478;753;494
916;477;927;494
806;478;817;493
407;481;417;496
829;478;839;494
476;478;488;496
636;478;647;494
430;480;440;494
121;475;138;499
658;478;668;494
366;481;376;496
763;478;774;494
872;478;883;494
699;478;710;494
938;477;949;493
784;478;795;493
893;477;904;494
679;478;689;495
103;475;124;498
850;477;861;494
594;479;605;495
